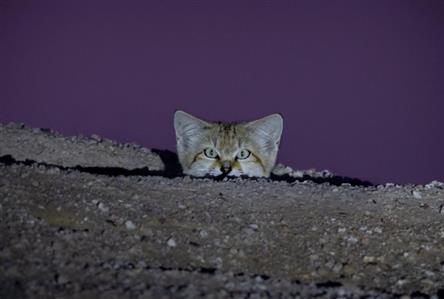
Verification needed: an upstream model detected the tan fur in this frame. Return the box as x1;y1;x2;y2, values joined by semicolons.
174;111;283;177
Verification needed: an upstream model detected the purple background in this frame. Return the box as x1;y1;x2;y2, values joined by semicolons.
1;1;443;184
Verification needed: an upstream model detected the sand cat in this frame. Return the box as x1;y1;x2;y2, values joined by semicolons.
174;110;283;178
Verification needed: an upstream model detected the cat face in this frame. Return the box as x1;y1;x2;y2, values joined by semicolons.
174;110;283;178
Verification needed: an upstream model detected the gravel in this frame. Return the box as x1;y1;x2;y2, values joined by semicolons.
1;123;444;298
0;122;164;170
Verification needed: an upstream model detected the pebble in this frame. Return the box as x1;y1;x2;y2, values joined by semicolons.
374;227;383;234
412;191;422;199
309;254;319;261
167;237;177;247
345;236;359;244
396;279;409;286
332;263;343;273
90;134;102;141
425;180;444;189
47;167;60;175
31;180;40;187
55;274;69;285
249;224;259;230
363;256;376;263
125;220;136;230
98;202;109;213
292;170;304;178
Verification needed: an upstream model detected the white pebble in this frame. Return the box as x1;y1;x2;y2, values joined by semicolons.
412;191;422;199
167;238;177;247
125;220;136;230
98;202;109;213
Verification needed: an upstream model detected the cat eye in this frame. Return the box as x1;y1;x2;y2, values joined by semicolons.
204;148;219;159
236;149;251;160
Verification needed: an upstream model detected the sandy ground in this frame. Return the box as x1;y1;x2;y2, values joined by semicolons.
1;123;444;299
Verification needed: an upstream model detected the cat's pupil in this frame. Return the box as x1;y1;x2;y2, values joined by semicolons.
204;148;218;159
237;149;250;160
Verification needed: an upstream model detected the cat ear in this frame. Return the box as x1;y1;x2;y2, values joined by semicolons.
174;110;209;145
246;113;283;147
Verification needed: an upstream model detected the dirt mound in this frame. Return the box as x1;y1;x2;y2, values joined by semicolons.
1;123;444;298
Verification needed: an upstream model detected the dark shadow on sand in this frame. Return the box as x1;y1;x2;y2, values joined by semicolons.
0;150;372;187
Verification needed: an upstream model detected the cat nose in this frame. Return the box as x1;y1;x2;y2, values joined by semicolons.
221;160;232;174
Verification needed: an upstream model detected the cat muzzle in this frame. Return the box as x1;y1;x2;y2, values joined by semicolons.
221;160;232;174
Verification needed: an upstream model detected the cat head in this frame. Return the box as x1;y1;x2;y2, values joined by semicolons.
174;110;283;177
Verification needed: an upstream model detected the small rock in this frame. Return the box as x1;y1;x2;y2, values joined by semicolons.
55;274;69;285
292;170;304;178
320;169;333;178
396;279;409;286
309;254;319;261
125;220;136;230
419;203;429;209
98;203;109;213
249;224;259;230
271;163;292;176
345;235;358;244
425;180;444;189
332;263;343;273
91;134;102;141
167;237;177;247
214;257;223;268
374;227;383;234
140;147;151;153
47;167;60;175
412;191;422;199
363;256;376;264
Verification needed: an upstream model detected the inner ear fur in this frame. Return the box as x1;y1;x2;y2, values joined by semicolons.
174;110;209;142
246;113;283;144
